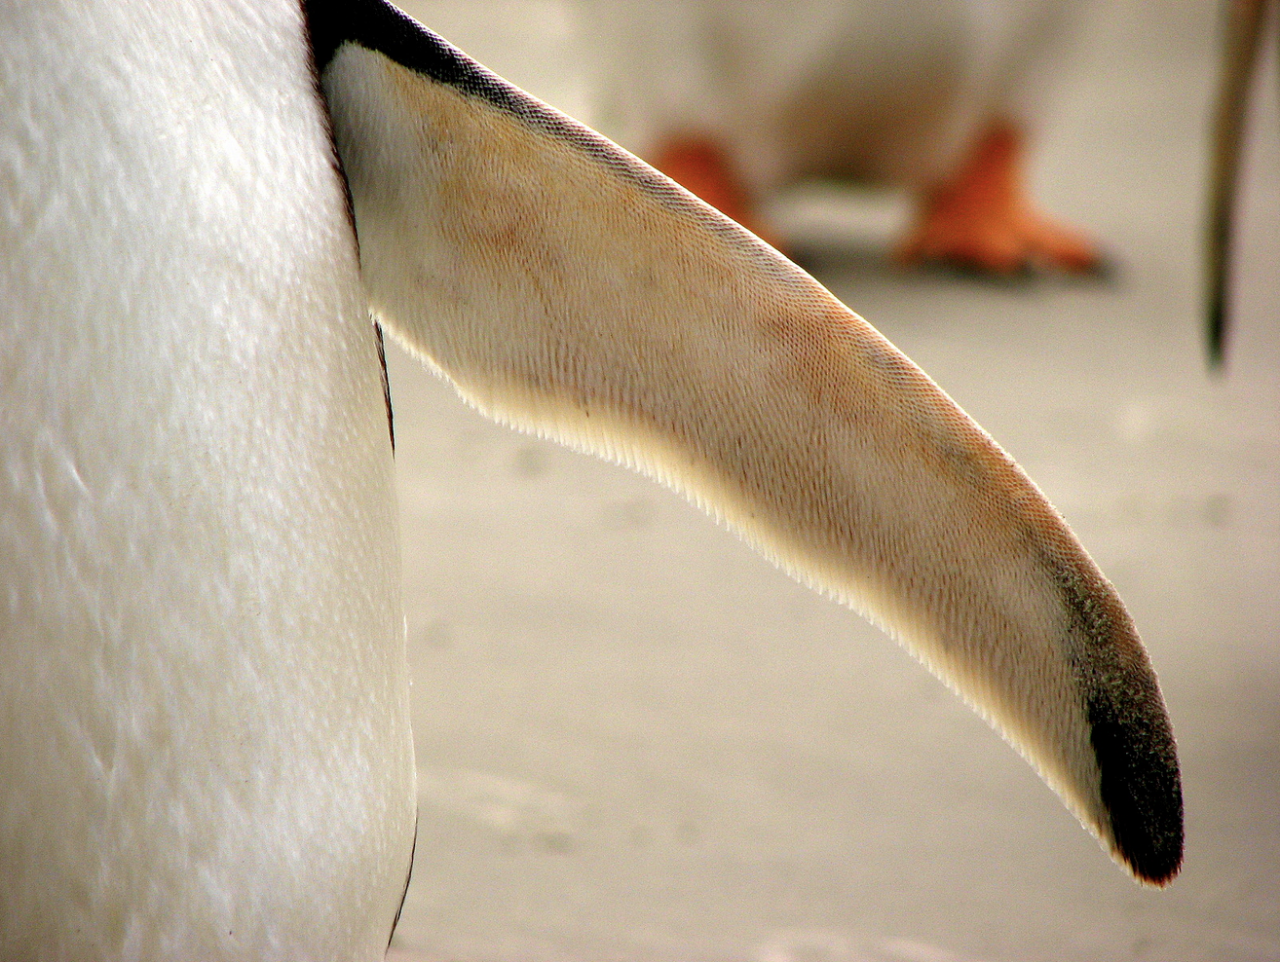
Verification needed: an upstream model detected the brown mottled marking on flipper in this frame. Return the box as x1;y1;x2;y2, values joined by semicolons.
316;12;1182;884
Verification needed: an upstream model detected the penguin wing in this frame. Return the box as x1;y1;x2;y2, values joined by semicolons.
307;0;1182;886
1204;0;1270;367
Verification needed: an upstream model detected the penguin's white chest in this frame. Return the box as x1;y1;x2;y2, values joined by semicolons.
0;3;415;959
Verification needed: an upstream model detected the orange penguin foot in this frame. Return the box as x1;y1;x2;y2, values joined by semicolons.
653;137;784;249
896;121;1106;277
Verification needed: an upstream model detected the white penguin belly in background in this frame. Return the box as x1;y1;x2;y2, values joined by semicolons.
586;0;1104;273
2;0;1178;959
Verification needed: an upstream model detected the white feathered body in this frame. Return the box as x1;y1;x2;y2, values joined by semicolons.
0;4;415;958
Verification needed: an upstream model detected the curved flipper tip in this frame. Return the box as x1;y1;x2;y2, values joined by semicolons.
1089;691;1184;885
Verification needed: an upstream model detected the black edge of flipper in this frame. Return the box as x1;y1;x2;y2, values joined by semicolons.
388;807;418;948
304;0;525;110
301;0;776;254
374;320;395;452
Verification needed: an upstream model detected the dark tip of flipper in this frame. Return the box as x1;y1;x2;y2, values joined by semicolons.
1088;693;1184;885
1052;562;1184;885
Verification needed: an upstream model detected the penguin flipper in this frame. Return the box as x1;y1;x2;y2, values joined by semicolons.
310;0;1182;886
1204;0;1272;368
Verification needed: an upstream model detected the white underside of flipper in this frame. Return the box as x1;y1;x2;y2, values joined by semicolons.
321;24;1179;885
0;4;415;959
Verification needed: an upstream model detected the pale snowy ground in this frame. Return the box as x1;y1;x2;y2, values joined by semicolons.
386;2;1279;960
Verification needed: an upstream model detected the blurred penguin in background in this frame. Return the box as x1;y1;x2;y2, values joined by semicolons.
584;0;1104;275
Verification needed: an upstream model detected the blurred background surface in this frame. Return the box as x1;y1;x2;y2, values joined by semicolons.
386;1;1279;959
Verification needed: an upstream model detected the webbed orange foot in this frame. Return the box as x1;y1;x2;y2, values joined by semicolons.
897;120;1107;276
